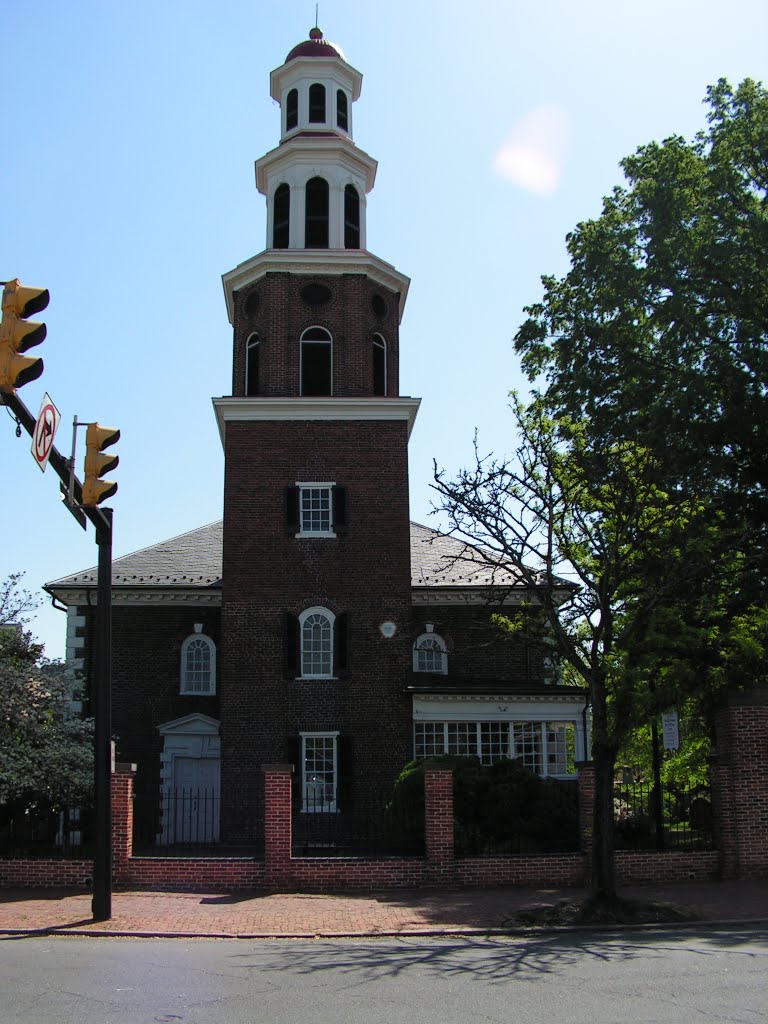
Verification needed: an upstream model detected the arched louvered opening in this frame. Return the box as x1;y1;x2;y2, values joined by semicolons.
309;83;326;123
246;333;260;396
273;183;290;248
336;89;348;131
300;326;332;396
305;177;329;248
286;88;298;131
372;334;386;396
344;184;360;249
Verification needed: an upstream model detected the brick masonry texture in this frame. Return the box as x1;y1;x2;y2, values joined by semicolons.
221;414;414;838
0;758;736;892
231;273;402;399
105;605;222;805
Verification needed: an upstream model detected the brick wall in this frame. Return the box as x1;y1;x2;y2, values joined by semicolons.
411;607;544;683
231;273;401;399
221;416;414;838
712;693;768;879
0;763;733;893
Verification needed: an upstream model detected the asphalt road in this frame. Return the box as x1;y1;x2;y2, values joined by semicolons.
2;928;767;1023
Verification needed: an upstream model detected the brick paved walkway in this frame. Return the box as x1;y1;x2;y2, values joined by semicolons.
1;880;767;937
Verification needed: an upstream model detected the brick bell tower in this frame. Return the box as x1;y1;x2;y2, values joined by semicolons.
214;27;420;841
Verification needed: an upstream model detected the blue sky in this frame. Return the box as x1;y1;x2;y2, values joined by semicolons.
2;0;765;657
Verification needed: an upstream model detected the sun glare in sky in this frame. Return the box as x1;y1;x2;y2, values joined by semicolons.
492;105;570;197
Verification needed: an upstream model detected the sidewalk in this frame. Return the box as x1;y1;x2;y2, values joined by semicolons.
2;880;768;938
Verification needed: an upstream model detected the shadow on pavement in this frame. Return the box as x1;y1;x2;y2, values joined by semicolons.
224;927;768;983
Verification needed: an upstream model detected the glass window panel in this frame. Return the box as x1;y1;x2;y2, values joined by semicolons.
546;722;577;775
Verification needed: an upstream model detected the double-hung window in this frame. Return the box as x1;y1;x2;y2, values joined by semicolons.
301;732;338;812
285;483;348;536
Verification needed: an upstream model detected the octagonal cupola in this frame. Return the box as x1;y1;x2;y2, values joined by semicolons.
256;27;376;251
271;27;362;143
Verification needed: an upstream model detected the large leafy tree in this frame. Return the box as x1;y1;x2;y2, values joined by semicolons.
435;78;768;902
516;77;768;532
434;400;708;900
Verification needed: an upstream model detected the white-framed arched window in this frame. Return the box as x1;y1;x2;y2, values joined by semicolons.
300;326;332;396
372;334;386;395
245;332;260;396
299;606;335;678
180;628;216;694
413;629;448;674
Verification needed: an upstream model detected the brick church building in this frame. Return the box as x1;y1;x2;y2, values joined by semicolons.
46;28;588;848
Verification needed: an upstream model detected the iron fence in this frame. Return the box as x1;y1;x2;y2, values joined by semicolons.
0;805;92;858
132;784;264;856
293;788;424;856
455;778;580;856
613;780;714;851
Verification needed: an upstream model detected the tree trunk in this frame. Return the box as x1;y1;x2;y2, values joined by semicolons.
591;744;618;902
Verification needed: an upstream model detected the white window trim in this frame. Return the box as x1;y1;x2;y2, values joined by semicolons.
296;481;336;538
298;605;336;679
413;632;448;674
245;332;259;395
372;333;387;396
180;633;216;695
299;326;333;397
412;720;578;778
300;730;339;813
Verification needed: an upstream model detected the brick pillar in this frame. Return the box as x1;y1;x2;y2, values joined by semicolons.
712;691;768;879
425;766;455;882
576;761;595;864
263;764;293;889
111;763;136;885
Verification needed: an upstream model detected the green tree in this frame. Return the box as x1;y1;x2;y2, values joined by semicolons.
434;399;707;902
435;79;768;903
0;608;93;812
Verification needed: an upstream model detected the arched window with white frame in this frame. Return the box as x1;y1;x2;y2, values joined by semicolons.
300;326;332;396
245;332;260;396
299;606;335;678
180;629;216;694
372;334;386;395
413;629;448;674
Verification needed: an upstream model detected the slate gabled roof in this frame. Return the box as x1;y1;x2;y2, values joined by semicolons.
46;522;224;590
45;520;537;593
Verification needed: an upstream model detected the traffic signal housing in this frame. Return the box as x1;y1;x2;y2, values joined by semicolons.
0;279;49;392
83;423;120;507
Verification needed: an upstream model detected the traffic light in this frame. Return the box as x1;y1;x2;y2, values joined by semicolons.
83;423;120;506
0;279;49;392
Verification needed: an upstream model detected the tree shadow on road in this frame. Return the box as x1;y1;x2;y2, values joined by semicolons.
225;927;768;985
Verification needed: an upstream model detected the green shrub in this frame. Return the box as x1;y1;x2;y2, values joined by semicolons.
384;756;579;855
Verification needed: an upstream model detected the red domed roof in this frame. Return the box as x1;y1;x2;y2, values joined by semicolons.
285;28;345;63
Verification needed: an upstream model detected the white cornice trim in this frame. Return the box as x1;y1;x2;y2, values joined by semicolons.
411;586;574;606
270;56;363;103
221;249;410;324
212;396;421;447
255;137;378;194
45;589;222;607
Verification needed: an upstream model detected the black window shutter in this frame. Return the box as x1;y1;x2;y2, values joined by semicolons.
332;485;348;534
334;611;349;676
337;735;354;812
284;612;299;677
285;486;299;534
285;735;302;805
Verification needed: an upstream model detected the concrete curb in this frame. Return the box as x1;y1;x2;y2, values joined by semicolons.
2;918;768;940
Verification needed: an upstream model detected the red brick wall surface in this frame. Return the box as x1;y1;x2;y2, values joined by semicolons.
221;416;413;838
231;273;402;399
